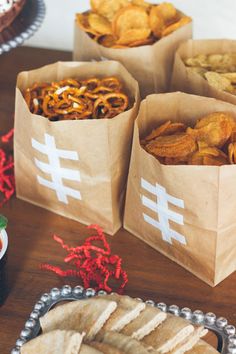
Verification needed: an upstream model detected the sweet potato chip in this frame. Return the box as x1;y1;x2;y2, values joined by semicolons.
188;148;229;166
162;16;192;37
145;133;197;158
113;5;150;37
116;28;151;46
142;121;172;143
193;112;234;148
88;13;112;35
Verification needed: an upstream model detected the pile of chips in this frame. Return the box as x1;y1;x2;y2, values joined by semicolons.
184;53;236;96
142;112;236;166
0;129;14;207
41;224;128;294
24;77;129;121
77;0;191;48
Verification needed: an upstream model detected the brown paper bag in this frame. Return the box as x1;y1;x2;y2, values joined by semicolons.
14;61;139;235
124;92;236;286
73;17;192;98
171;39;236;105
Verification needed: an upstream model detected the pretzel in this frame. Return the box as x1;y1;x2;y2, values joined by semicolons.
24;76;129;121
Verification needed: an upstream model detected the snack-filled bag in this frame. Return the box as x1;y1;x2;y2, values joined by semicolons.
171;39;236;105
74;0;192;98
14;61;139;235
124;92;236;286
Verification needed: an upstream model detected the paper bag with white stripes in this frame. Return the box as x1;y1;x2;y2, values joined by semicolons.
14;61;139;235
124;92;236;286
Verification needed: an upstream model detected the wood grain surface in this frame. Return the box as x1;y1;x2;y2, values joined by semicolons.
0;47;235;354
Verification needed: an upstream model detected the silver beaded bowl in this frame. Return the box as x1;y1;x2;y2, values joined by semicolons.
12;286;236;354
0;0;46;55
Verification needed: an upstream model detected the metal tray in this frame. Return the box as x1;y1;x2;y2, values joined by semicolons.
11;285;236;354
0;0;46;55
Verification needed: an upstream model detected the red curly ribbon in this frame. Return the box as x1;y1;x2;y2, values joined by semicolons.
0;129;15;207
41;225;128;294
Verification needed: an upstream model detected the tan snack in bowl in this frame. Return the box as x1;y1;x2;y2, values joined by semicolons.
76;0;192;48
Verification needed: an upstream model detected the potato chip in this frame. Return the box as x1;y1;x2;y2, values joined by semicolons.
129;35;155;47
203;156;228;166
88;13;112;35
97;34;118;47
162;16;192;37
156;2;177;23
145;133;197;158
131;0;151;10
76;13;98;35
92;0;129;21
204;71;234;93
228;142;236;164
113;5;150;37
142;121;172;143
116;28;151;46
149;6;165;38
188;147;229;166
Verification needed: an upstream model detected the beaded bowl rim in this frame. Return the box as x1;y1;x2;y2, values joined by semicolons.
11;285;236;354
0;0;46;55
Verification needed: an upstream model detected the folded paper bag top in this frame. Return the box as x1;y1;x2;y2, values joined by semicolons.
124;91;236;286
171;39;236;106
74;11;192;98
14;61;140;235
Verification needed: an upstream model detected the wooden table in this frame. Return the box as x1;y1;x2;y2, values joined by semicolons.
0;47;235;354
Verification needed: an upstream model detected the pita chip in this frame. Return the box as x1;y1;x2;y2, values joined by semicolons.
90;341;124;353
100;294;146;332
168;326;208;354
21;330;84;354
141;314;194;353
96;331;150;354
185;340;219;353
121;305;167;340
40;298;117;341
79;344;103;354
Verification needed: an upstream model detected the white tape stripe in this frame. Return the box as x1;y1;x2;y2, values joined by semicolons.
142;195;184;224
143;213;186;245
32;135;79;161
37;176;82;203
34;159;81;182
141;178;156;195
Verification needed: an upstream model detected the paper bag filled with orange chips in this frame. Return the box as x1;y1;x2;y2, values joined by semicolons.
14;61;139;235
74;0;192;98
124;91;236;286
171;39;236;105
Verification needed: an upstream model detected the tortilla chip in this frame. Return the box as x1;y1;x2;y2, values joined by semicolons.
21;330;84;354
40;298;117;341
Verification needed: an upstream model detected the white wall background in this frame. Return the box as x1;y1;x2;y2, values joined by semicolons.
25;0;236;51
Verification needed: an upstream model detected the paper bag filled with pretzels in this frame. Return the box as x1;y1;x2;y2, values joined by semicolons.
74;1;192;98
124;91;236;286
171;39;236;105
14;61;139;235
